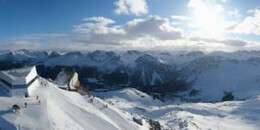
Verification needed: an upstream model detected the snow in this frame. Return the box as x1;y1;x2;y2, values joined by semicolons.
43;51;122;71
191;60;260;101
141;68;147;86
151;71;163;86
0;79;147;130
120;51;143;68
2;50;260;129
2;50;259;102
93;88;260;130
0;73;260;130
0;66;34;83
0;50;49;63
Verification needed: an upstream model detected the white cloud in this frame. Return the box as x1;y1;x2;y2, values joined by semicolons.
83;17;115;25
227;9;241;20
187;0;228;38
186;0;258;42
53;15;257;50
232;9;260;35
190;37;248;47
221;39;248;47
1;41;41;50
73;15;183;44
114;0;148;16
171;15;190;21
74;16;125;35
220;0;229;3
124;16;183;40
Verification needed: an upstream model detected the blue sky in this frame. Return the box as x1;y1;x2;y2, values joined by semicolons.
0;0;259;51
0;0;187;38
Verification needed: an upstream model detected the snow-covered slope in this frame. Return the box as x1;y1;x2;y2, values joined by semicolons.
0;79;147;130
189;60;260;101
2;80;259;129
93;88;165;110
180;54;260;101
93;88;260;130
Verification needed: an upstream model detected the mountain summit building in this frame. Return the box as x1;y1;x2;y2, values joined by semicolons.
0;66;39;97
55;68;79;91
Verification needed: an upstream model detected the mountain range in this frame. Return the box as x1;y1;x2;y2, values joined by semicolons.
1;49;260;101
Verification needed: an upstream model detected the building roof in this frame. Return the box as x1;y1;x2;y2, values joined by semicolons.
0;66;35;82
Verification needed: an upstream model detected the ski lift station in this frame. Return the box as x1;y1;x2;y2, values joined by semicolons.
0;66;39;97
55;68;79;90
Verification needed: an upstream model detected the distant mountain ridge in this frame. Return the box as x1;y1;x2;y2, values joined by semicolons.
1;49;260;101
